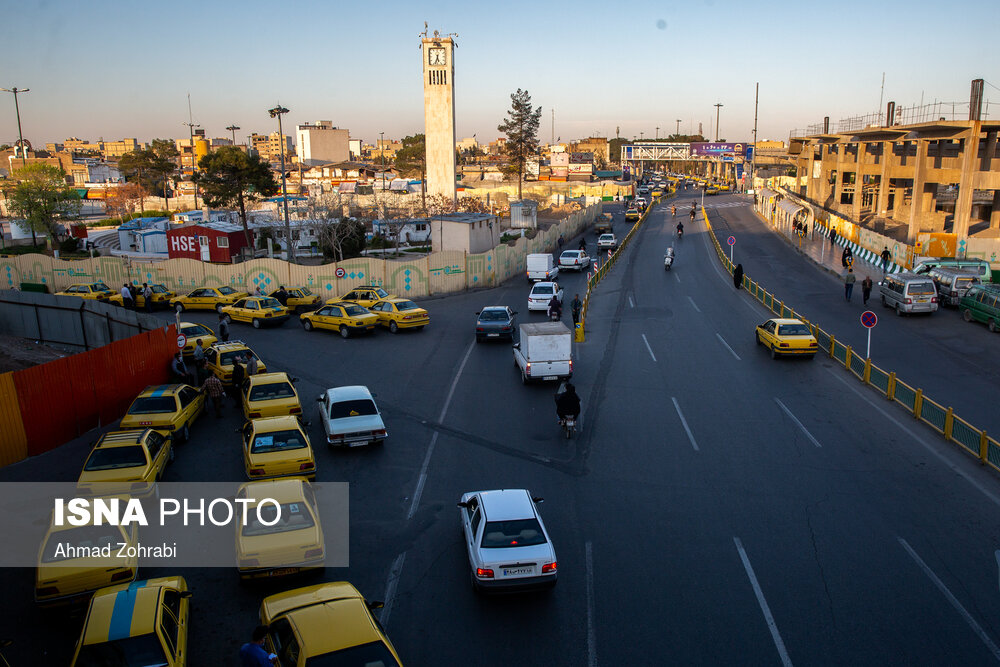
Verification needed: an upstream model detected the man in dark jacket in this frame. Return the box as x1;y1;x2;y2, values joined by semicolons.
274;286;289;306
230;354;246;407
555;383;581;420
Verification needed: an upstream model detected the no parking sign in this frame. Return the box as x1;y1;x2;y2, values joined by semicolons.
861;310;877;358
335;267;346;278
176;333;187;349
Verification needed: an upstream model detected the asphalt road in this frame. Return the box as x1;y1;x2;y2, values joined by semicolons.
2;192;1000;665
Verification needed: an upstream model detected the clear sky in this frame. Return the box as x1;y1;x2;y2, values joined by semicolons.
3;0;997;148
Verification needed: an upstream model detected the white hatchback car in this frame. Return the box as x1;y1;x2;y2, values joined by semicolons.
528;282;564;311
558;250;591;271
597;234;618;251
316;385;387;447
458;489;557;591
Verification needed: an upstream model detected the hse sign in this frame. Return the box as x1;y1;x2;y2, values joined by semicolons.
170;235;199;253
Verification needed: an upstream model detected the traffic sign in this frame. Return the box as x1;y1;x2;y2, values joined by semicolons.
860;311;877;328
176;333;187;349
335;267;346;278
727;236;736;246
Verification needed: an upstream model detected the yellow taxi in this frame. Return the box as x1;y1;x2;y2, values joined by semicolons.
235;478;324;579
204;341;267;386
221;296;290;329
55;282;114;301
69;576;192;666
107;283;176;309
178;322;218;356
651;188;663;197
35;518;138;606
327;285;395;309
120;384;205;442
300;302;378;338
242;372;303;419
755;318;818;359
241;416;316;481
369;298;429;333
260;582;403;666
271;287;321;312
77;429;172;498
169;285;248;313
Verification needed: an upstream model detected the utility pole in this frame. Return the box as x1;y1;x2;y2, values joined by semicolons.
751;83;759;193
268;104;293;262
551;109;555;146
714;103;724;142
655;126;659;140
184;94;201;209
226;124;240;145
675;119;681;137
379;131;386;192
0;87;29;168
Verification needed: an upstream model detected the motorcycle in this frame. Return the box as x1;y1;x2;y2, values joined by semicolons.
664;249;674;271
559;415;577;439
677;227;684;239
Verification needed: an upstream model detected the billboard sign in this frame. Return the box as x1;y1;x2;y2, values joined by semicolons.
690;143;746;158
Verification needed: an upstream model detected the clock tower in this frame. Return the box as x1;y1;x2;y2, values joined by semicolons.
421;32;457;204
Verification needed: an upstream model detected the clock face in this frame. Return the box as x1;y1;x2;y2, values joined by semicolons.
428;48;446;66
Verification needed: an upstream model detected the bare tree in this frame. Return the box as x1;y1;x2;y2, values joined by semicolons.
306;193;366;261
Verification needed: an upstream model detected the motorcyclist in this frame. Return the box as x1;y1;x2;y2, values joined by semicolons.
671;205;677;217
578;237;587;252
676;220;684;237
689;207;696;222
555;382;581;422
547;295;562;320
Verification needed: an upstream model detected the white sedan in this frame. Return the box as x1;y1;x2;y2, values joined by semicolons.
528;281;563;312
458;489;557;591
597;233;618;251
558;250;591;271
315;385;387;447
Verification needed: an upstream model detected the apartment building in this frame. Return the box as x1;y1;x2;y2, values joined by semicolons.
296;121;350;166
250;132;294;161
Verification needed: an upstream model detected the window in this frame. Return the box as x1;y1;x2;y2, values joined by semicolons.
178;387;198;407
217;236;229;248
146;431;165;460
480;519;546;548
267;618;300;666
160;591;181;658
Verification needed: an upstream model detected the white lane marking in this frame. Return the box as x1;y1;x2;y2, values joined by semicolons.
586;541;598;667
716;333;741;360
773;398;822;448
379;551;407;628
671;397;700;451
406;340;475;520
898;538;1000;661
734;537;794;667
825;368;1000;508
687;296;701;312
674;272;681;283
629;294;635;308
641;334;657;362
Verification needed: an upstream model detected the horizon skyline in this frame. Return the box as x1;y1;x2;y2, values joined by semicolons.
4;0;998;150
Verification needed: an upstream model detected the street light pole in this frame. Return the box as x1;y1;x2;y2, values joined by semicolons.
655;126;659;140
714;103;724;142
379;131;386;192
268;104;293;262
226;124;240;145
675;119;681;137
1;87;30;168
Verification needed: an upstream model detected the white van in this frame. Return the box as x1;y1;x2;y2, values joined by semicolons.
913;258;992;284
526;253;558;282
880;272;939;315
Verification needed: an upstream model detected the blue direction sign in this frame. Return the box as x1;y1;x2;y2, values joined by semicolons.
861;311;877;328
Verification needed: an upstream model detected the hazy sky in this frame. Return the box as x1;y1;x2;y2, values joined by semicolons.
3;0;997;149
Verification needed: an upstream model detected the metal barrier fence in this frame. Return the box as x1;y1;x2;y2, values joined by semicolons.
700;206;1000;474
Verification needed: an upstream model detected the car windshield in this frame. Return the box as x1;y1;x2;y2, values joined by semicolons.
151;285;169;293
601;235;614;240
560;251;578;259
329;399;377;420
75;634;167;666
251;429;307;453
955;277;976;288
220;350;254;366
248;382;296;402
908;282;936;295
395;301;419;311
218;286;237;295
480;310;508;321
532;286;554;295
92;283;110;291
481;519;547;548
241;501;315;537
128;396;176;414
304;641;400;667
84;446;146;471
41;525;125;563
373;288;389;298
259;297;282;309
778;324;811;336
181;324;212;337
343;304;368;316
300;288;313;296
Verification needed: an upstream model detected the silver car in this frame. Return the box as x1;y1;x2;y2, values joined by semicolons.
476;306;517;342
316;385;387;447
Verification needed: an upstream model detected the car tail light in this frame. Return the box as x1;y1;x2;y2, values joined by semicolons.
249;468;266;477
931;297;938;303
36;586;59;597
476;327;485;332
304;548;323;559
779;343;789;348
476;568;494;579
525;362;531;376
290;407;301;415
249;411;262;418
299;462;314;471
542;562;557;574
372;429;386;437
502;326;511;332
809;342;818;347
110;569;133;582
905;298;912;304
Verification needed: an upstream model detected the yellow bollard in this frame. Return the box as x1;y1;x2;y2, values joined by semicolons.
913;389;923;419
887;372;896;401
980;430;989;465
845;345;852;370
828;334;835;358
575;321;585;343
944;407;954;440
863;358;871;384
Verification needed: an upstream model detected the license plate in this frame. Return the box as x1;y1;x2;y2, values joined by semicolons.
488;333;499;337
503;567;534;577
543;375;557;380
268;568;300;576
349;441;367;447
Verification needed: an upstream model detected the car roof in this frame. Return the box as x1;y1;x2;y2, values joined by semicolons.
238;478;309;504
532;281;558;288
211;341;251;351
324;385;374;402
246;372;292;386
136;384;184;398
96;430;151;447
770;318;806;325
84;580;162;644
478;489;536;521
262;583;382;656
480;306;510;311
250;415;303;431
600;233;615;237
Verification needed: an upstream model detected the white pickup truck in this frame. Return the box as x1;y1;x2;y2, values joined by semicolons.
513;322;573;384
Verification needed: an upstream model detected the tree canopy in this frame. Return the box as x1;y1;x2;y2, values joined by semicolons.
394;134;426;209
497;89;542;199
2;164;81;246
195;147;278;250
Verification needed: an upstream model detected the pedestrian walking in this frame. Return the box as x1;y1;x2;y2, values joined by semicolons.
829;227;837;245
558;235;565;251
142;283;153;312
171;353;194;385
570;294;582;326
120;283;134;310
239;625;277;667
128;283;138;305
841;247;851;268
246;353;259;377
201;373;224;418
218;313;231;342
230;354;246;406
844;268;856;301
733;263;744;289
191;339;206;384
861;275;873;305
880;246;891;272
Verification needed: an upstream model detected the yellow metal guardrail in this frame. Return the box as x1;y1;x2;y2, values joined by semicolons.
576;190;674;342
699;205;1000;473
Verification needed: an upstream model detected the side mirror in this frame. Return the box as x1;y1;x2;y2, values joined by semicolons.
532;496;544;503
180;591;194;599
316;395;324;402
512;311;518;315
367;600;385;611
291;377;299;383
475;311;481;315
457;501;470;509
512;342;520;349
